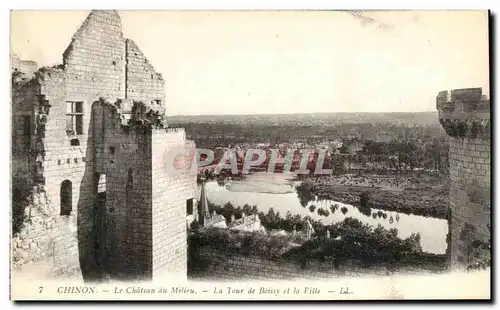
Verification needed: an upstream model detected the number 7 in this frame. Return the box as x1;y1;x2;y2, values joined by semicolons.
38;286;43;293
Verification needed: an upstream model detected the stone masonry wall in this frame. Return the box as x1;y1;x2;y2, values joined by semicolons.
28;10;127;280
437;88;491;270
189;246;449;281
11;54;38;77
152;128;197;280
63;10;126;100
91;101;154;280
11;10;182;281
448;137;490;267
125;39;165;107
11;80;38;194
10;189;82;280
19;61;38;77
11;71;86;279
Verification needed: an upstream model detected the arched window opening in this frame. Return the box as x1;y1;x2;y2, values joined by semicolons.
97;174;106;194
60;180;72;216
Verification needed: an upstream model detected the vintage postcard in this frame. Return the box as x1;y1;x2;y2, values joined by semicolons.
10;10;491;301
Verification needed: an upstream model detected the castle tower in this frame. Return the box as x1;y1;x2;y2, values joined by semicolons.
11;10;197;282
437;88;491;270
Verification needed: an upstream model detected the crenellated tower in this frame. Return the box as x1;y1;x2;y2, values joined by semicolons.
437;87;491;270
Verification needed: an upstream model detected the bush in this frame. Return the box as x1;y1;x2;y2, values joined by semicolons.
188;217;425;269
189;220;201;232
188;227;305;261
317;208;330;217
282;217;423;266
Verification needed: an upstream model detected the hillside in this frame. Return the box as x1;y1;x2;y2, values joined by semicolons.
166;111;439;126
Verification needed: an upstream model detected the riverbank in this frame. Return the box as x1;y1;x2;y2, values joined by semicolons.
226;174;296;194
296;175;449;220
200;176;448;253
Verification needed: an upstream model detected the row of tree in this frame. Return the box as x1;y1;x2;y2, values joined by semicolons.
172;121;445;148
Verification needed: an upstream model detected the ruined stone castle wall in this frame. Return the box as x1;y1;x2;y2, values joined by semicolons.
190;246;449;281
109;130;154;279
25;11;129;278
18;61;38;77
11;10;194;281
11;80;39;192
11;53;21;71
63;10;126;100
125;39;165;108
437;88;491;269
11;54;38;77
11;73;84;277
151;128;197;280
95;102;155;279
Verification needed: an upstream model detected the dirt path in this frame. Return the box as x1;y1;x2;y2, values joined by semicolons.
11;260;83;285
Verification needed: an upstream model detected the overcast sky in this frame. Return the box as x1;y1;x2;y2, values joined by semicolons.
11;10;489;116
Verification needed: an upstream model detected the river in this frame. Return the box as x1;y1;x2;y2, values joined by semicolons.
197;173;448;254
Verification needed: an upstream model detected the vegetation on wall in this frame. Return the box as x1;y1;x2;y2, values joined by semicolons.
12;180;32;235
460;223;491;271
466;239;491;271
188;216;430;272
